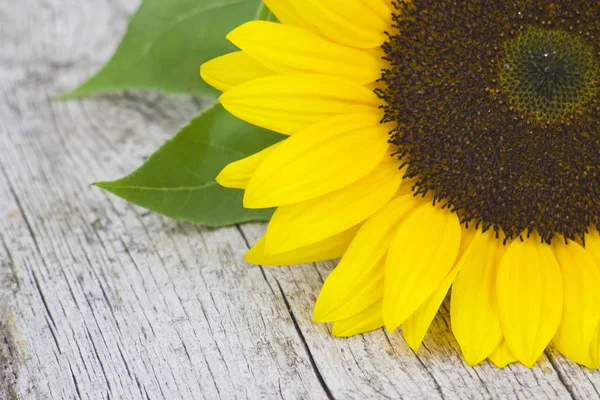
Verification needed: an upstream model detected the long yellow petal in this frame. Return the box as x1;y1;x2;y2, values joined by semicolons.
313;194;424;322
200;51;274;92
216;143;281;189
318;259;384;324
402;228;482;350
584;228;600;267
227;21;382;84
219;74;380;135
588;323;600;369
244;225;360;266
402;275;452;351
264;159;402;254
331;301;384;337
552;240;600;368
263;0;393;46
451;231;505;366
359;0;393;19
589;231;600;369
291;0;390;49
496;235;563;368
262;0;312;28
488;340;518;368
383;203;462;332
244;113;390;208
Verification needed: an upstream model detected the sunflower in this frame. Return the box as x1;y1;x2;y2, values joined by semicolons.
200;0;600;368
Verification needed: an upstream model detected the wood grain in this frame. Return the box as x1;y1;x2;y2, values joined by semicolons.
1;0;600;398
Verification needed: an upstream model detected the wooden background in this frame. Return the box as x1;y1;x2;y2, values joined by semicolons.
1;0;600;398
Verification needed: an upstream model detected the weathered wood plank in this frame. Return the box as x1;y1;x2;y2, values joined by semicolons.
1;0;600;399
0;1;328;398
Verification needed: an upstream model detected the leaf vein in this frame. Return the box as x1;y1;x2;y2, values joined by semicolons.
103;182;218;192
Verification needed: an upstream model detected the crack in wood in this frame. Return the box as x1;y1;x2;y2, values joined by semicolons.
0;305;20;400
236;225;335;400
274;279;335;400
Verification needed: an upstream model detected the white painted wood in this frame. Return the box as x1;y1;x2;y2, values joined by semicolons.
1;0;599;398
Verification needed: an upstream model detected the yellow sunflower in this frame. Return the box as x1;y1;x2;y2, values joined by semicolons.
200;0;600;368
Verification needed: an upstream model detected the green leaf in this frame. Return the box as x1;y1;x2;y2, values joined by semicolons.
97;104;284;226
62;0;262;98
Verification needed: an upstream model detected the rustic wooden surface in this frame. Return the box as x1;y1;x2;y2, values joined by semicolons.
2;0;600;398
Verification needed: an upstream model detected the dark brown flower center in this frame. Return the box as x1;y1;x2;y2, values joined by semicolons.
377;0;600;244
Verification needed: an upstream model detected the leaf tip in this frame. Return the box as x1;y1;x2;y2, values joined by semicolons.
94;181;113;190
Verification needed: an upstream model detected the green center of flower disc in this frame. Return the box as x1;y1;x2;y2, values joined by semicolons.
500;27;599;122
378;1;600;244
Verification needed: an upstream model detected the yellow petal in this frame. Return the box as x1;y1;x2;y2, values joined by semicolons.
402;276;452;351
383;203;462;332
588;323;600;369
262;0;312;28
451;231;505;366
227;21;382;84
359;0;393;20
552;240;600;368
488;340;518;368
313;194;424;322
291;0;390;49
331;301;384;337
216;143;281;189
318;258;384;324
458;227;484;260
200;51;274;92
403;228;482;351
244;225;360;266
219;74;380;135
584;228;600;268
264;159;402;254
244;113;389;208
496;235;563;368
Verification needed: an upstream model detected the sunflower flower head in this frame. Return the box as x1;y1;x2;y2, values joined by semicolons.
201;0;600;369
